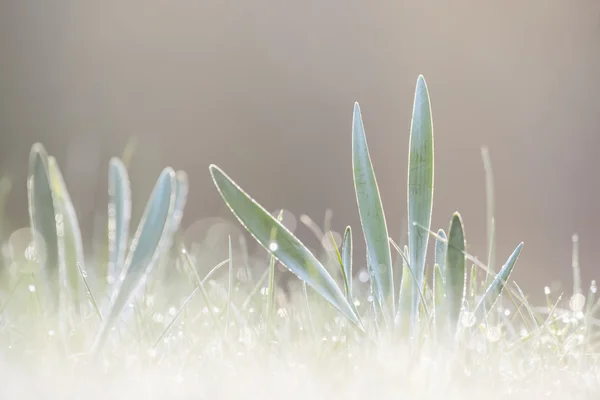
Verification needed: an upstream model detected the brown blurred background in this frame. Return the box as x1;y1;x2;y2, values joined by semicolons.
1;0;600;299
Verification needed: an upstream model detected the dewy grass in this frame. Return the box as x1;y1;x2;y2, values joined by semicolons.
0;75;598;399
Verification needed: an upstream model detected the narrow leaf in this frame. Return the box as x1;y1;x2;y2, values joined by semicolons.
446;212;466;336
435;229;447;278
341;226;353;300
209;164;362;329
93;168;177;352
47;157;85;310
352;102;394;321
474;242;524;323
407;75;434;326
433;263;447;340
108;158;131;281
27;143;59;306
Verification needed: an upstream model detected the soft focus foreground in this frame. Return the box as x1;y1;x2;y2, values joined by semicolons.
0;77;598;398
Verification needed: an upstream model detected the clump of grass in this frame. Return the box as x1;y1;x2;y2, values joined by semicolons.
0;75;598;399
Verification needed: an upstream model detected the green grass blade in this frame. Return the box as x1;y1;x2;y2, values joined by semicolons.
352;102;394;322
469;264;478;308
171;171;189;235
481;147;496;281
341;226;353;300
407;75;434;327
395;244;412;334
433;263;447;341
47;157;85;311
108;158;132;281
27;143;59;306
445;212;466;336
209;164;362;330
93;168;177;353
474;242;524;323
435;229;447;278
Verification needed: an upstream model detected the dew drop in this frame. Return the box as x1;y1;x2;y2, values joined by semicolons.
358;270;369;283
269;242;278;252
544;286;551;295
28;284;36;293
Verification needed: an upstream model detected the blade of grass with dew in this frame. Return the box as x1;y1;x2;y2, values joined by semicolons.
47;157;85;312
329;231;360;318
446;212;466;336
266;211;283;337
209;164;363;330
341;226;353;300
433;263;446;341
391;242;411;333
469;264;478;309
435;229;447;278
108;158;132;281
27;144;60;307
93;168;177;353
390;239;433;336
406;75;434;328
474;242;524;323
225;235;233;336
481;146;496;283
352;102;394;322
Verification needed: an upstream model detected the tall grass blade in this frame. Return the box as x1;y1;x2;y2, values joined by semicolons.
435;229;447;278
341;226;353;300
27;143;59;306
47;157;84;311
474;242;524;323
407;75;434;327
209;164;362;330
93;168;177;352
108;158;131;281
446;212;466;336
481;147;496;281
433;263;446;340
352;102;394;322
395;244;412;334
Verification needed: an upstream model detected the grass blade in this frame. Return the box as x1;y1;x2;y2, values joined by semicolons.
108;158;132;281
407;75;434;327
27;143;59;307
446;212;466;336
341;226;353;300
209;164;362;330
481;147;496;281
352;102;394;322
93;168;177;353
47;157;85;311
474;242;524;323
433;263;447;341
435;229;447;278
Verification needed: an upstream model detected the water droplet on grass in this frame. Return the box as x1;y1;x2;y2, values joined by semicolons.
268;242;278;252
28;284;36;293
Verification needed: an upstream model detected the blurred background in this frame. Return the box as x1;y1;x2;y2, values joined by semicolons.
1;0;600;300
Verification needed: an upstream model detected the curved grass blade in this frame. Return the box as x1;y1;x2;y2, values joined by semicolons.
341;226;353;300
108;158;131;281
93;168;177;352
446;212;466;336
407;75;434;327
435;229;447;278
433;263;447;341
474;242;524;323
395;244;412;334
481;147;496;282
47;157;84;311
27;143;59;306
170;171;189;235
209;164;362;330
352;102;394;322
